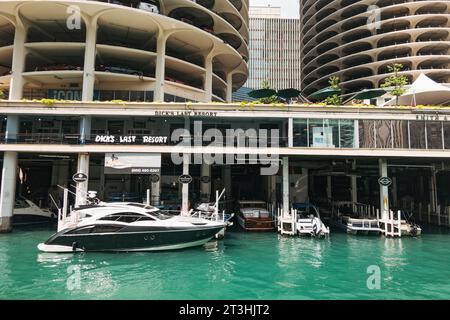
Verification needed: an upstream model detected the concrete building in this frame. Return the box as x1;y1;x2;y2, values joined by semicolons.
248;5;281;18
246;14;301;90
0;0;249;231
300;0;450;98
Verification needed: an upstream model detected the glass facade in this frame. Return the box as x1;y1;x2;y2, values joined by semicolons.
293;119;355;148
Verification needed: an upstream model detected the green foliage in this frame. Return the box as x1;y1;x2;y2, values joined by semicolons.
261;79;270;89
324;94;342;105
328;76;340;89
380;63;409;105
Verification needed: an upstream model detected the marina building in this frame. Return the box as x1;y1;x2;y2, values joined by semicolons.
300;0;450;98
0;0;449;235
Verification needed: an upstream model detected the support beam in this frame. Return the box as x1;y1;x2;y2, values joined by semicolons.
379;159;389;219
9;23;26;100
82;18;97;102
327;176;332;201
0;115;19;232
282;157;289;216
204;55;213;103
75;153;90;207
151;178;161;206
181;153;190;216
226;72;233;103
223;166;231;199
351;161;358;207
430;167;438;213
200;162;211;202
154;32;167;102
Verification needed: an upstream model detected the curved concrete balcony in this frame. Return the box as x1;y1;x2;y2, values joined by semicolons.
0;0;249;102
303;27;450;80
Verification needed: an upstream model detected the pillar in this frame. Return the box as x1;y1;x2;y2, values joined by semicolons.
326;176;332;201
204;55;213;103
154;32;166;102
430;168;437;213
0;151;18;232
200;162;211;202
392;176;398;208
226;72;233;103
282;157;289;216
181;153;190;216
75;153;90;207
351;161;358;205
223;166;231;199
9;23;26;100
82;18;97;102
379;159;389;219
151;179;160;206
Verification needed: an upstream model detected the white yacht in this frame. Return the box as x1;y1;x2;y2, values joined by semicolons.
13;197;56;226
293;203;330;237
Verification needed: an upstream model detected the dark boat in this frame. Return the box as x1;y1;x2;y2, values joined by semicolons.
37;202;226;252
236;201;275;231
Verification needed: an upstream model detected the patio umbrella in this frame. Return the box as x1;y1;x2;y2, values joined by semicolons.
277;88;301;99
309;87;341;100
248;88;277;99
352;89;387;100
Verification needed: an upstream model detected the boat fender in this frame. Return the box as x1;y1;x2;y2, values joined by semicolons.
72;242;78;251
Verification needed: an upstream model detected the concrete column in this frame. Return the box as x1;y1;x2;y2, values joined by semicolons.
75;153;90;207
226;72;233;103
200;162;211;202
392;176;398;208
0;115;19;232
181;153;190;215
9;23;26;100
204;55;213;103
351;162;358;205
282;157;289;216
151;179;160;206
154;32;167;102
430;168;438;213
326;176;332;201
0;151;18;232
79;115;91;144
223;166;232;199
379;159;389;219
82;18;97;102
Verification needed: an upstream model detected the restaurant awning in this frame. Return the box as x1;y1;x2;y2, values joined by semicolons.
309;87;341;100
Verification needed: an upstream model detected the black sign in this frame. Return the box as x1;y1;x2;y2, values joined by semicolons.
200;176;211;183
73;173;88;183
179;174;193;184
378;177;392;187
150;174;160;183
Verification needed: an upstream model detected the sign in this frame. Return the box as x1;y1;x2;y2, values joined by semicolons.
378;177;392;187
48;89;100;101
150;174;160;183
200;176;211;183
73;172;88;183
179;174;193;184
105;153;161;175
94;135;168;145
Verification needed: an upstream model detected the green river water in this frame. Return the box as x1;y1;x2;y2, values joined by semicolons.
0;226;449;299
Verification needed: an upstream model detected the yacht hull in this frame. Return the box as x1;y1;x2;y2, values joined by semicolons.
38;225;224;252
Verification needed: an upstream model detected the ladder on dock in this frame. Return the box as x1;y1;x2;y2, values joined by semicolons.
277;207;297;236
379;210;402;237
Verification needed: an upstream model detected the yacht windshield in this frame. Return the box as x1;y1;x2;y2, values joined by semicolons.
147;211;173;220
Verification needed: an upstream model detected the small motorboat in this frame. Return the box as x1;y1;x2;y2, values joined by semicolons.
329;202;381;235
236;200;275;231
38;202;226;253
13;197;56;226
292;203;330;237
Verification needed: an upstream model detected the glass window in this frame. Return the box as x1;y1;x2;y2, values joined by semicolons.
309;119;324;147
100;90;114;101
293;119;308;147
145;91;154;102
409;121;426;149
130;91;145;102
115;91;130;101
340;120;355;148
323;119;339;148
426;121;443;150
443;122;450;149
